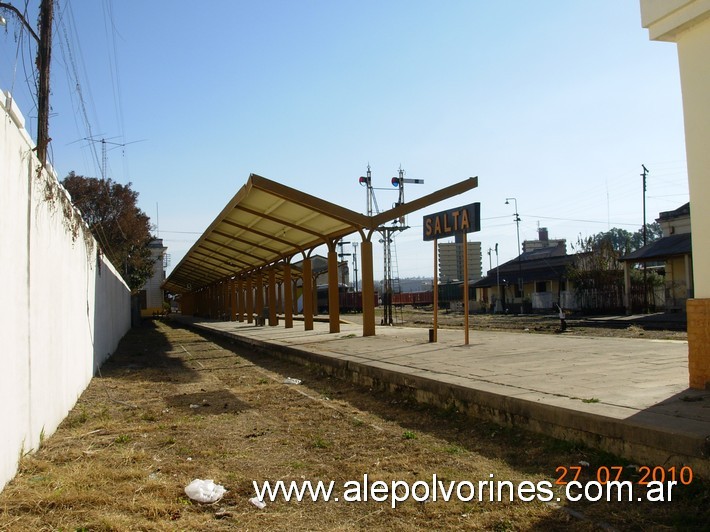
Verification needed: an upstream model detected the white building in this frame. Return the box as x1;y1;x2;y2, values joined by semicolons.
640;0;710;389
139;238;167;316
522;227;567;254
438;236;482;283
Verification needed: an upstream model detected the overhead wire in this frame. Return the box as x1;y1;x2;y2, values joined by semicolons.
17;1;38;136
51;0;133;269
102;0;131;182
55;0;102;176
21;0;37;105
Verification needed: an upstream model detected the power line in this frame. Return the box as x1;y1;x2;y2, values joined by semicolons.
56;3;101;174
102;0;130;181
523;214;640;227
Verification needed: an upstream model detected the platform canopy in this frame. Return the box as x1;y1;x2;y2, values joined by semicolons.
163;173;478;293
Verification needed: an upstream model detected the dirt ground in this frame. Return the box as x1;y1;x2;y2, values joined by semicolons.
0;319;704;531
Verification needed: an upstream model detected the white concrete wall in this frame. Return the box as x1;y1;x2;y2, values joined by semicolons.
640;0;710;41
676;16;710;298
641;0;710;298
0;91;131;492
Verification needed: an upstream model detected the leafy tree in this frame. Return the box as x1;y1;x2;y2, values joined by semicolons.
568;222;664;312
62;172;155;290
568;236;624;312
584;222;662;256
590;227;634;255
630;222;663;250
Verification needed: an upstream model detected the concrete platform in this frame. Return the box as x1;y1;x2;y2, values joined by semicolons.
171;316;710;476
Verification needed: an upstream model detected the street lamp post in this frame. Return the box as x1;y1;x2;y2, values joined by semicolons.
505;197;522;312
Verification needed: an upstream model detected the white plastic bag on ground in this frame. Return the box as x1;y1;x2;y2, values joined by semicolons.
184;478;226;503
249;496;266;509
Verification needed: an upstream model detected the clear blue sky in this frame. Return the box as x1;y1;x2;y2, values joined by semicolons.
1;1;688;280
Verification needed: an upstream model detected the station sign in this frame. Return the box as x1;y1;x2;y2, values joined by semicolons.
422;202;480;241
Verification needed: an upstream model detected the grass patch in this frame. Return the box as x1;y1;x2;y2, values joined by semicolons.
0;320;704;531
312;436;330;449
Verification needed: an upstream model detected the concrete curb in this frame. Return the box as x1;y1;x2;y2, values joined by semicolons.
182;319;710;477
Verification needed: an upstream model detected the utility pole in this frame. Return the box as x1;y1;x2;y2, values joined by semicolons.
381;167;423;324
380;228;395;325
505;197;522;311
641;164;648;247
641;164;649;313
359;166;421;325
337;239;351;287
0;0;53;165
495;243;502;313
351;242;359;292
359;165;377;216
36;0;53;165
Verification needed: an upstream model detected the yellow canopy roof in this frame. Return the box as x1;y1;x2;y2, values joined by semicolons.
164;173;477;293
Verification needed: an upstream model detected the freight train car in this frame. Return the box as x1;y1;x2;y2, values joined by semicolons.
316;285;379;313
391;282;476;308
391;290;434;308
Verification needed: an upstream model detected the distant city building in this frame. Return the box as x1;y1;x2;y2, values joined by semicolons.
292;255;349;288
438;234;482;283
472;244;577;314
139;238;167;317
658;203;691;237
522;227;566;254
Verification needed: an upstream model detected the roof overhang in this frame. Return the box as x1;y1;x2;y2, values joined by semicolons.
164;174;478;293
619;233;692;263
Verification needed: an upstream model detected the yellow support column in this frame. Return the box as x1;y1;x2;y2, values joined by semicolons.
327;244;340;333
463;238;469;345
245;276;254;324
302;258;314;331
277;282;283;314
223;281;228;320
361;239;375;337
229;279;237;321
283;262;294;329
268;267;277;326
432;239;438;342
181;292;195;315
230;279;237;321
237;278;245;322
255;271;264;319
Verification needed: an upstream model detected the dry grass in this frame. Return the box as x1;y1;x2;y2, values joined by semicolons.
0;320;704;530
